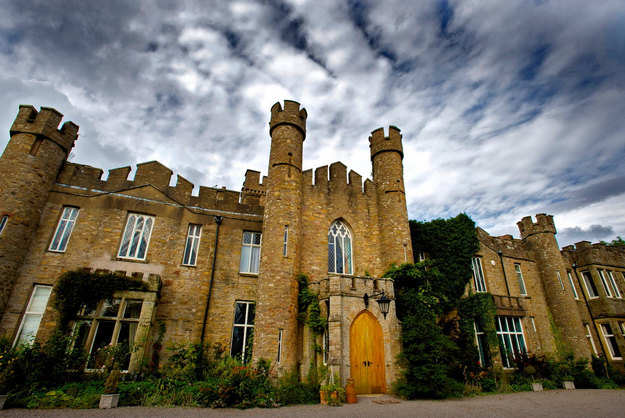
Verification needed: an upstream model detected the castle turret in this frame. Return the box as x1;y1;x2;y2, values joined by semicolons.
0;106;79;316
253;101;307;372
517;214;589;357
369;126;413;268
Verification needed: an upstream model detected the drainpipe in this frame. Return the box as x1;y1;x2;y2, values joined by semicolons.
498;250;511;297
201;216;223;344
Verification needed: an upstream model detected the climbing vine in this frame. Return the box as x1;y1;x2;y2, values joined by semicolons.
297;274;327;336
52;269;147;330
388;213;498;398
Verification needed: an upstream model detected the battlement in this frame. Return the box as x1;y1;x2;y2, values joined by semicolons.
476;227;532;259
269;100;307;139
369;125;403;160
561;240;625;268
10;105;79;154
55;161;264;215
303;163;373;196
517;213;557;240
241;169;267;205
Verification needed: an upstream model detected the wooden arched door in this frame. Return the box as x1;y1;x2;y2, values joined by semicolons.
350;311;386;394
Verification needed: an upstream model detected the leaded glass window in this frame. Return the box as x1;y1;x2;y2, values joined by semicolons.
49;207;79;252
328;220;352;275
183;224;201;266
118;214;154;260
239;231;261;274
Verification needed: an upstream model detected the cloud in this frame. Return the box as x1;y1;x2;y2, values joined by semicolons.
558;224;615;246
0;0;624;247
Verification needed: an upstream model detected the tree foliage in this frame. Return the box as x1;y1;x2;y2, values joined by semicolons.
600;236;625;248
410;213;480;308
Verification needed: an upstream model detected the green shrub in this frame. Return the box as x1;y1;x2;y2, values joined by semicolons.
275;369;320;405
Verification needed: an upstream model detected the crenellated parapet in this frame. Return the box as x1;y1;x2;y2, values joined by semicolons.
517;214;557;240
369;126;403;161
561;240;625;268
476;227;532;260
10;105;79;154
241;170;267;206
302;163;375;198
269;100;307;139
54;160;264;214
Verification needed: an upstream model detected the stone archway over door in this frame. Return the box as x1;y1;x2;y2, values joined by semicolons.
350;310;386;394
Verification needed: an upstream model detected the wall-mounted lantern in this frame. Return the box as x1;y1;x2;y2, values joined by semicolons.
363;290;391;319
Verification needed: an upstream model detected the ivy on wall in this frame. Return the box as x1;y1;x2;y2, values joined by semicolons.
388;213;497;398
297;274;327;336
52;270;147;330
410;213;480;308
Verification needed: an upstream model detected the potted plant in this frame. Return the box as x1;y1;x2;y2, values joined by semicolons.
99;370;121;409
525;366;543;391
97;343;130;409
320;373;345;406
558;364;575;390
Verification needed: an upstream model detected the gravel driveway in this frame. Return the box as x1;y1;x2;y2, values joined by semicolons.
2;390;624;418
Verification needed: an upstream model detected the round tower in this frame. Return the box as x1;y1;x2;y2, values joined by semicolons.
517;214;589;358
0;105;79;316
253;100;307;373
369;126;414;269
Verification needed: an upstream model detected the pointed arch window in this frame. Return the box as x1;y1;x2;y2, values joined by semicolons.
328;220;353;275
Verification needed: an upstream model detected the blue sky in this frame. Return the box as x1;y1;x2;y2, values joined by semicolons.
1;0;624;247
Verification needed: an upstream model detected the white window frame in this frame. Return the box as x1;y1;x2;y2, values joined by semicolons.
230;301;255;363
118;214;155;260
49;207;80;252
0;214;8;236
472;257;487;293
514;263;527;295
496;316;526;369
581;271;599;299
182;224;201;266
239;231;262;274
474;322;488;367
328;220;353;275
598;270;613;298
600;323;622;360
585;324;598;355
557;271;565;290
606;271;621;298
14;285;53;346
568;271;579;299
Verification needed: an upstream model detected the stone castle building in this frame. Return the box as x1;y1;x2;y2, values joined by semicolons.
0;102;624;393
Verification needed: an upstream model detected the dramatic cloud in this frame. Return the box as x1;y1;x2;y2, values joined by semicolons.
558;225;615;247
1;0;624;247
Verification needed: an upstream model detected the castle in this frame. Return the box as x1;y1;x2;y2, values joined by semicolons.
0;101;624;394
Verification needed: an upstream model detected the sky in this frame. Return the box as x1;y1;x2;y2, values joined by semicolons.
1;0;624;248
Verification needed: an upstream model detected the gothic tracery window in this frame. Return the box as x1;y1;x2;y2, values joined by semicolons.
328;220;352;275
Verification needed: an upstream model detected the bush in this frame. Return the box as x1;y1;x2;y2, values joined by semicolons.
0;332;87;398
275;369;320;405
